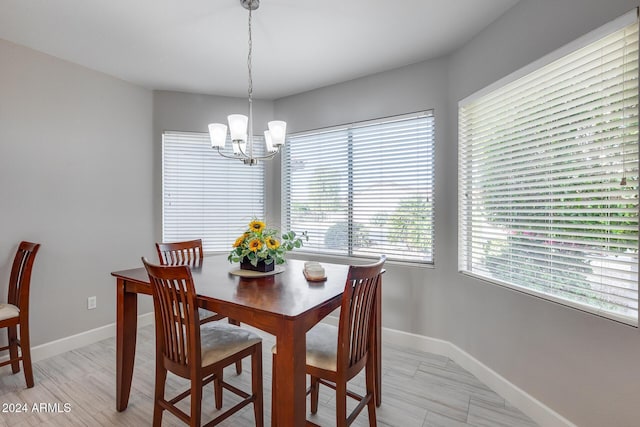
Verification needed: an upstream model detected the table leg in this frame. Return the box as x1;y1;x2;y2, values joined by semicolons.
116;278;138;411
375;275;382;407
272;320;306;427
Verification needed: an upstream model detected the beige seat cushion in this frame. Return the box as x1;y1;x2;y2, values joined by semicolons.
198;308;218;320
272;322;338;372
200;322;261;367
0;303;19;321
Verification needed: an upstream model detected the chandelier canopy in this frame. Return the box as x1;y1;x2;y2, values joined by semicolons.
208;0;286;166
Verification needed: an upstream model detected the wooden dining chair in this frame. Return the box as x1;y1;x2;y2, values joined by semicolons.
142;258;264;427
156;239;204;267
0;241;41;388
156;239;243;374
272;255;386;427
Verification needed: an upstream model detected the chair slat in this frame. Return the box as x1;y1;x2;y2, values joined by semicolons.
155;239;204;267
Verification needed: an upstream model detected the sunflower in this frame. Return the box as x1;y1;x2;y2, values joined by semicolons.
233;236;245;248
248;238;263;252
266;237;280;250
249;220;266;233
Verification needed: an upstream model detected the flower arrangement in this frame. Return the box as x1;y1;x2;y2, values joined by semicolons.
229;219;307;269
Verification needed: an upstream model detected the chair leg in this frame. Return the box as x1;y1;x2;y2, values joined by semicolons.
214;369;223;410
365;356;377;427
228;318;243;374
310;375;320;414
153;365;167;427
7;325;20;374
336;381;348;427
18;323;34;388
190;378;203;427
252;344;264;427
271;353;277;427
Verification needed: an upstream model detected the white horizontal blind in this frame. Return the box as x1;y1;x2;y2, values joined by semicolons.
459;17;639;324
162;131;265;252
282;128;350;255
283;112;435;263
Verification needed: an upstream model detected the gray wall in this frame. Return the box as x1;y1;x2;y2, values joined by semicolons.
274;1;640;426
274;57;450;337
0;39;154;345
446;1;640;426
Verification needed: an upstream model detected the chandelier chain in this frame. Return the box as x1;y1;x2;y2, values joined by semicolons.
247;2;253;103
209;0;284;166
247;1;254;156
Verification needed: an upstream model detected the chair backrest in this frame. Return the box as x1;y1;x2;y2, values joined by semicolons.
8;241;41;310
155;239;204;267
336;255;386;373
142;258;201;374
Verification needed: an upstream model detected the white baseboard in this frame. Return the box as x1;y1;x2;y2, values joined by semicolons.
29;312;155;363
381;326;576;427
320;316;573;427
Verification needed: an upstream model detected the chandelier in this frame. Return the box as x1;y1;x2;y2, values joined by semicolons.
208;0;286;166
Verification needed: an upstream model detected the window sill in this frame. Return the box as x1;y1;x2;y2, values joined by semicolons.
288;251;435;270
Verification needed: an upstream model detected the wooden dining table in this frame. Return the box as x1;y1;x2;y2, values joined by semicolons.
111;255;382;427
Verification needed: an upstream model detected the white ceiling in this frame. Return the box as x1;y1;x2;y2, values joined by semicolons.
0;0;520;99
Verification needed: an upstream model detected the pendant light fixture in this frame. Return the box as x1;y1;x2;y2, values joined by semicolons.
208;0;286;166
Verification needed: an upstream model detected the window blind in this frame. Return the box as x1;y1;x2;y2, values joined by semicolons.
283;112;435;263
162;131;265;252
458;14;639;324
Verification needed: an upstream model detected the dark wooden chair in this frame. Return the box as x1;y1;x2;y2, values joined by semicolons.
156;239;204;267
156;239;243;374
272;255;386;427
0;241;41;388
142;258;264;427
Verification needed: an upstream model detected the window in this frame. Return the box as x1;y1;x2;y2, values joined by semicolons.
458;11;639;324
162;131;265;252
282;112;435;264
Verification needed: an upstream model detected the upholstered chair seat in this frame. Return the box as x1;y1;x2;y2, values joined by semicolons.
272;322;338;372
200;323;261;367
0;303;20;322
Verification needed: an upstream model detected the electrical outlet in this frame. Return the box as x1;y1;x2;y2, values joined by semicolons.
87;296;97;310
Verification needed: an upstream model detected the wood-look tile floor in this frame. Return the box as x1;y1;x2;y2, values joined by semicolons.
0;324;538;426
